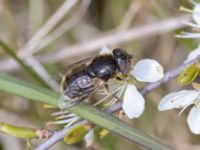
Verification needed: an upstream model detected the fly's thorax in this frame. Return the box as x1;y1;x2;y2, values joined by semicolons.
87;55;118;81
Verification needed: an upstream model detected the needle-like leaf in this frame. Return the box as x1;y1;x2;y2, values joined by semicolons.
0;41;50;88
0;73;171;150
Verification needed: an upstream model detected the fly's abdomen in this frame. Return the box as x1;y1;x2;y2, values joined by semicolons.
64;73;95;100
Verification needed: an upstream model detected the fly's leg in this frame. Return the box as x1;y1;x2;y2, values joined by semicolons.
102;84;123;107
58;93;83;109
62;99;82;109
104;84;121;101
94;84;121;106
116;76;123;81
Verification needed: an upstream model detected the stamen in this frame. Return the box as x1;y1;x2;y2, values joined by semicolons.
183;21;200;29
176;32;200;38
189;0;198;5
65;118;80;127
178;105;190;116
52;110;70;116
94;84;126;106
104;85;126;107
104;98;119;107
50;117;78;125
93;95;110;106
55;113;77;120
179;5;200;17
179;6;193;13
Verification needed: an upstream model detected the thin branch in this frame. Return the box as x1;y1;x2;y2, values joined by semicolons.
23;0;78;90
0;15;191;72
117;1;141;30
2;0;79;90
19;0;78;56
37;0;91;51
140;58;199;95
35;55;199;150
35;120;88;150
37;15;190;63
25;56;60;91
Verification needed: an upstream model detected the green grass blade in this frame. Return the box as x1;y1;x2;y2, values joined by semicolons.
0;73;172;150
0;41;50;88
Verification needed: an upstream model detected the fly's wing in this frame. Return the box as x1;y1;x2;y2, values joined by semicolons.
58;93;82;109
58;77;105;109
52;57;93;82
62;57;93;72
60;57;94;91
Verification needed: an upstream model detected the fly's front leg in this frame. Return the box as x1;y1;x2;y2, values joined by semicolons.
116;76;123;81
104;84;120;101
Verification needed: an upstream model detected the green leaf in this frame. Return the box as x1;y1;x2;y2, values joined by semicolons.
64;125;88;144
0;41;50;88
0;73;171;150
178;64;199;85
0;123;36;139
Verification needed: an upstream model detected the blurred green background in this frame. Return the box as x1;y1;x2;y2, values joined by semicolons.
0;0;200;150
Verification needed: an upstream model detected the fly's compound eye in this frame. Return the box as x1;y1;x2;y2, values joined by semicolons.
112;48;133;74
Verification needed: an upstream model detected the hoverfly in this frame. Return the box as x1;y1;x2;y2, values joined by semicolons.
58;48;133;109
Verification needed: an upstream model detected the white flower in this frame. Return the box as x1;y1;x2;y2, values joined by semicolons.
131;59;164;82
122;84;145;118
158;90;200;134
176;3;200;38
122;59;164;118
158;90;199;111
187;106;200;134
193;3;200;25
84;130;94;147
185;44;200;63
99;46;112;55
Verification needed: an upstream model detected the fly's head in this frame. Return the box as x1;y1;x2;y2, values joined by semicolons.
112;48;133;74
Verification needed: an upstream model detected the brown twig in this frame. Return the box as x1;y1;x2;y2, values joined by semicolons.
0;15;190;72
117;1;141;30
35;120;88;150
37;15;190;63
20;0;78;56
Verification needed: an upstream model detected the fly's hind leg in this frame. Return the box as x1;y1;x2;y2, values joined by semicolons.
94;84;120;106
58;93;83;109
104;84;121;101
62;99;82;109
102;84;122;107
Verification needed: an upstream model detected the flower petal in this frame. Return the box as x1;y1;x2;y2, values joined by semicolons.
131;59;164;82
99;46;112;55
84;130;94;147
176;32;200;39
185;44;200;63
187;106;200;134
122;84;145;118
158;90;199;111
193;4;200;25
